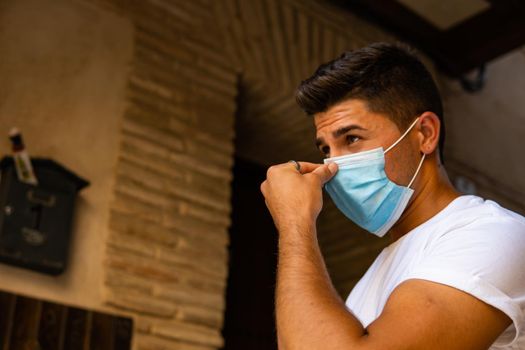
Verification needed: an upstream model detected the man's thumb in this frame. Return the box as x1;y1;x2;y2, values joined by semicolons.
312;162;338;185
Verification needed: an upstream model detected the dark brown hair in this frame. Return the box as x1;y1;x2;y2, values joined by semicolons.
295;42;445;162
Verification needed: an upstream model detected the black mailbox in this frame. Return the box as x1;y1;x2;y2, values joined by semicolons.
0;157;89;275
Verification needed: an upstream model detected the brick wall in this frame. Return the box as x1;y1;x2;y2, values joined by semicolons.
91;1;238;349
4;0;519;349
85;0;404;349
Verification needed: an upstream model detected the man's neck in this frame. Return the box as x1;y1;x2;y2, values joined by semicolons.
389;163;461;242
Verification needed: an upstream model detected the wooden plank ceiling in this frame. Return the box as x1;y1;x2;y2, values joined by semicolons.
216;0;397;166
216;0;397;295
330;0;525;77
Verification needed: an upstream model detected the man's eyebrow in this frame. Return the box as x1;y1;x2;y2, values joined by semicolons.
315;124;367;148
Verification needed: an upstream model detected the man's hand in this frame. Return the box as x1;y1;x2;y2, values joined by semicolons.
260;161;512;350
260;161;338;231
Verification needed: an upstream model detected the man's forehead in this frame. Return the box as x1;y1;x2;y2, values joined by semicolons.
313;102;397;145
314;112;367;130
314;100;373;127
314;110;380;135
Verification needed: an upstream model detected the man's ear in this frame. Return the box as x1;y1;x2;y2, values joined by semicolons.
417;112;440;156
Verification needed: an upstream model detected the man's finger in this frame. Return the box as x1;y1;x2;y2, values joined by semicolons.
293;161;324;174
311;163;338;185
260;180;267;195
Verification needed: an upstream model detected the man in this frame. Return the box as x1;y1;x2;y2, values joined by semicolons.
260;42;525;349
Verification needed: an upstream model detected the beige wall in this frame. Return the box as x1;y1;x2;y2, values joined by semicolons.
0;0;133;310
442;47;525;215
0;0;484;349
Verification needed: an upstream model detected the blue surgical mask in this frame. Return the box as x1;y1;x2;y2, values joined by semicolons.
323;118;425;237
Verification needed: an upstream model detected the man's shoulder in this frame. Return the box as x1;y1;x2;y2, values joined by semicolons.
413;195;525;263
433;195;525;236
420;196;525;270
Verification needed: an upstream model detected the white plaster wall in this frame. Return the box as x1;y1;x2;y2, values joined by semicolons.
0;0;133;310
442;47;525;205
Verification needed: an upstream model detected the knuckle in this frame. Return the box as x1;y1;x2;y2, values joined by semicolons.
307;173;321;186
266;165;277;177
260;181;267;194
310;177;320;187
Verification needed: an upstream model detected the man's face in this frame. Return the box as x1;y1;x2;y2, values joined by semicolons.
314;99;421;187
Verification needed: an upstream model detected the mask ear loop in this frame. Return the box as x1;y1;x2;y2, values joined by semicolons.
384;118;420;154
382;117;425;188
407;153;426;188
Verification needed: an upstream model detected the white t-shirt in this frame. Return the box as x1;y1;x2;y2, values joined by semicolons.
345;195;525;349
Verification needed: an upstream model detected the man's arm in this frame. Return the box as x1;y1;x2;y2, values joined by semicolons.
275;219;366;349
276;218;511;350
261;162;511;350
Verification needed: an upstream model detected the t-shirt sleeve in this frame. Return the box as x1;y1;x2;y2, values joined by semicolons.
404;217;525;348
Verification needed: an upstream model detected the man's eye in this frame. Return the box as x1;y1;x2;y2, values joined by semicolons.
347;135;360;144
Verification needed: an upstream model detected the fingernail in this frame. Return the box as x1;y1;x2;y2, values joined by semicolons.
328;162;338;174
